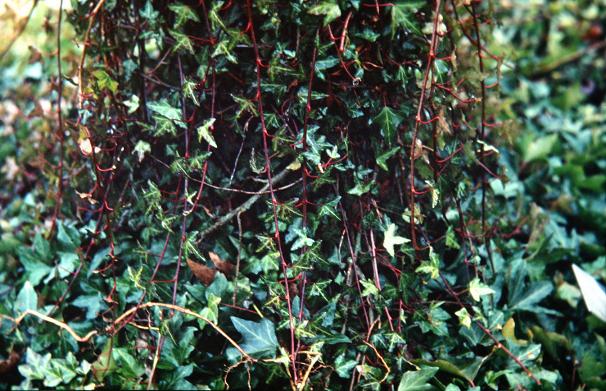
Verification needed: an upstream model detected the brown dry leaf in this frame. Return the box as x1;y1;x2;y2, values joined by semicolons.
186;258;216;286
0;350;20;375
208;251;234;275
436;107;451;136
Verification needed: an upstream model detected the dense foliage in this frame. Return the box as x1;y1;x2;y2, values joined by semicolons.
0;0;604;389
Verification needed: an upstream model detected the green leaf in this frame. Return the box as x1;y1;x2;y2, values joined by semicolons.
511;281;553;312
169;30;194;53
445;226;460;249
18;348;51;382
398;367;439;391
140;1;160;24
523;134;558;162
133;140;151;162
229;317;279;358
92;340;115;382
92;70;118;93
57;252;79;279
199;294;221;330
147;100;182;122
112;348;145;379
347;181;373;196
374;106;402;145
183;79;199;105
361;279;379;297
72;293;106;319
335;354;357;378
33;233;50;259
16;281;37;313
391;1;425;36
416;248;440;279
57;221;80;251
168;3;199;27
455;308;471;329
469;278;495;302
123;95;140;114
18;248;53;286
377;146;400;171
383;223;410;257
308;2;341;25
412;357;487;384
197;118;217;148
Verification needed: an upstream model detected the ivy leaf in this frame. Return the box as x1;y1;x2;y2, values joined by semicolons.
139;0;160;24
416;248;440;279
152;116;177;136
377;146;400;171
15;281;37;313
508;258;556;314
17;247;53;286
112;348;145;379
92;341;115;382
523;134;558;162
229;317;279;358
511;281;554;313
57;221;81;251
133;140;151;162
168;3;199;27
334;354;357;378
455;308;471;329
147;100;182;122
397;367;439;391
197;118;217;148
92;70;118;94
374;106;402;145
308;2;341;25
199;294;221;330
183;79;199;105
123;95;139;114
72;293;106;320
383;223;409;257
348;181;373;196
55;252;79;279
361;279;379;297
445;226;460;249
469;278;495;302
169;30;194;53
411;357;486;385
391;1;425;36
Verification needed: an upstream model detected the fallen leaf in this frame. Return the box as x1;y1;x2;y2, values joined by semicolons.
208;251;234;275
0;350;20;375
187;258;216;285
572;263;606;322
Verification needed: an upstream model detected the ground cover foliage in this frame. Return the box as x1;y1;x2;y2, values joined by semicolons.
0;0;605;389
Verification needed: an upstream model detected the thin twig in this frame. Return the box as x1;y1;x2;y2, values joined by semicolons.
233;212;243;305
7;310;97;343
112;302;255;361
77;0;108;106
196;165;292;244
49;0;65;235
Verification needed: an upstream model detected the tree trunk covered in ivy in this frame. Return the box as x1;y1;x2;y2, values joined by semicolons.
2;0;606;389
